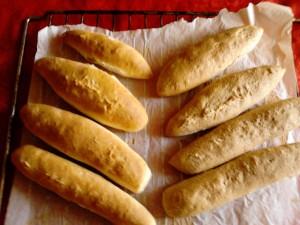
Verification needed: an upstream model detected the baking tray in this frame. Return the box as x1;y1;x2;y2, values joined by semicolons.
1;9;299;223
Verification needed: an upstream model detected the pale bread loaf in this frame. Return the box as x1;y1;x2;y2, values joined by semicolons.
163;143;300;217
63;29;152;79
170;98;300;174
12;145;156;225
166;65;285;136
35;57;148;132
20;103;151;193
157;25;264;96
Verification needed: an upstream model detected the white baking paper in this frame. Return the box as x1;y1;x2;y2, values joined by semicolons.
5;2;300;225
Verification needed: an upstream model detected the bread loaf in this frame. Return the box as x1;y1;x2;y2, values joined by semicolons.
63;29;152;79
166;65;285;136
163;143;300;217
20;103;151;193
35;56;148;132
12;145;156;225
157;25;264;96
170;98;300;174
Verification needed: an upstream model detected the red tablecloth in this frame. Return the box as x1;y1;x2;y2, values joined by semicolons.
0;0;299;163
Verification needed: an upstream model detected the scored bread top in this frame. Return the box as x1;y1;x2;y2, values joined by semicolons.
63;29;153;79
157;25;264;96
35;56;148;132
170;98;300;174
166;65;285;136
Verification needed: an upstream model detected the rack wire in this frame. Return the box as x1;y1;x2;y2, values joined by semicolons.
1;9;299;223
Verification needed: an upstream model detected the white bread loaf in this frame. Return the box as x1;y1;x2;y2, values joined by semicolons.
157;25;264;96
12;145;156;225
20;103;151;193
170;98;300;174
166;65;285;136
163;143;300;217
63;29;152;79
35;56;148;132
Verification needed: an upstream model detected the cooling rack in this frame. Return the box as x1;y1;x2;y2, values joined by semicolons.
1;9;299;223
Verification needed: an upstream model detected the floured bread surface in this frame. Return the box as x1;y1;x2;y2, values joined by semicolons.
170;98;300;174
35;57;148;132
157;25;264;96
163;143;300;217
12;145;156;225
166;65;285;136
20;103;151;193
63;29;153;79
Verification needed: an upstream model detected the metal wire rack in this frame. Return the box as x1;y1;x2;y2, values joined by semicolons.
1;9;299;223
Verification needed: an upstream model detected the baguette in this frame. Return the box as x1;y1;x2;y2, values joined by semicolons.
166;65;285;136
35;57;148;132
170;98;300;174
157;25;264;96
163;143;300;217
20;103;151;193
63;29;152;79
12;145;156;225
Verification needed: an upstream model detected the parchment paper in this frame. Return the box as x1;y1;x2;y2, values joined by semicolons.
5;2;300;225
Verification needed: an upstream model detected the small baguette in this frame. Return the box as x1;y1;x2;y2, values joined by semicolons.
35;57;148;132
20;103;151;193
157;25;264;96
163;143;300;217
166;65;285;136
63;29;152;79
170;98;300;174
12;145;156;225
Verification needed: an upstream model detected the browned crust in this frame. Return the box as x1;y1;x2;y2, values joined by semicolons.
20;103;151;193
12;145;156;225
63;29;152;79
170;98;300;174
163;143;300;217
35;56;148;132
157;25;264;96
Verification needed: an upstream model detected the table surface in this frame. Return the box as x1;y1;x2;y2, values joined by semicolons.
0;0;299;220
